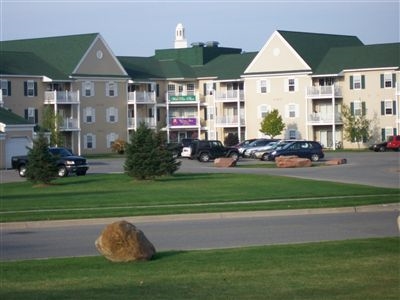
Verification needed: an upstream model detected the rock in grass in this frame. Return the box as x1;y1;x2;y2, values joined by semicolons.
95;220;156;262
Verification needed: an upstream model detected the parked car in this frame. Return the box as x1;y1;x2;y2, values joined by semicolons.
256;140;293;161
11;147;89;177
266;141;324;162
243;139;279;158
369;141;388;152
386;135;400;151
190;140;240;162
167;138;198;157
238;138;272;157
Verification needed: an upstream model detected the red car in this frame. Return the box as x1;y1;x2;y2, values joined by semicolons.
386;135;400;151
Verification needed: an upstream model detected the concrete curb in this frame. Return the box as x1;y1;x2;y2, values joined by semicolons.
1;203;399;230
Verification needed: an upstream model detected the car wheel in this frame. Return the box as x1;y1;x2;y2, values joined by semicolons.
18;165;27;177
378;146;386;152
310;154;320;162
229;152;239;161
261;153;268;161
198;152;210;162
58;165;68;177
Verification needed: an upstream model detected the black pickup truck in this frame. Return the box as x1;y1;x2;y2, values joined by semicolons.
11;147;89;177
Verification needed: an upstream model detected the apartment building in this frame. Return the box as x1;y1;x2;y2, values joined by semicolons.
1;25;399;168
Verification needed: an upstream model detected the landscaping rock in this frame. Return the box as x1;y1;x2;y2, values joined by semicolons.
325;158;347;165
275;156;312;168
95;220;156;262
214;157;237;167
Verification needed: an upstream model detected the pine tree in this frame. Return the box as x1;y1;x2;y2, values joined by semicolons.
259;109;285;138
26;132;58;184
124;123;180;180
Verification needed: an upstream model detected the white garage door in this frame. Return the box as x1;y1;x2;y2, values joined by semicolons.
5;137;32;169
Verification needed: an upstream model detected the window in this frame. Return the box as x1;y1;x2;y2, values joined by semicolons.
350;75;365;90
288;130;297;139
83;81;94;97
107;133;118;149
187;83;195;95
106;81;118;97
84;134;96;149
258;105;271;118
84;107;95;123
24;107;38;123
288;79;295;92
106;107;118;123
381;100;396;115
257;80;269;94
1;80;10;96
382;128;395;141
351;101;365;116
178;85;184;95
24;80;37;97
381;73;396;88
168;84;175;95
288;104;297;118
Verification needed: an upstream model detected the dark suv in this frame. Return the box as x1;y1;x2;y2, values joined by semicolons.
266;141;324;162
190;140;240;162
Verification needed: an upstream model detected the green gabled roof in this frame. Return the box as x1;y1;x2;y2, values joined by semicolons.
0;51;66;78
278;30;364;70
314;43;400;75
0;33;98;80
195;51;258;80
0;107;33;126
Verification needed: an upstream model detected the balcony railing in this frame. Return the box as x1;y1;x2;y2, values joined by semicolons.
215;115;245;127
169;117;198;127
44;90;80;104
59;118;79;130
128;117;156;128
307;113;342;124
215;90;244;102
306;85;342;98
128;91;156;104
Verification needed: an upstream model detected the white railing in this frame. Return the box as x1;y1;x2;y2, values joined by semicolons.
306;85;342;98
216;115;245;126
308;113;342;124
0;89;3;107
128;117;156;128
60;118;79;130
128;91;156;103
215;90;244;102
44;90;80;104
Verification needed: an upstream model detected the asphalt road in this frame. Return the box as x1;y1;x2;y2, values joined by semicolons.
1;208;399;261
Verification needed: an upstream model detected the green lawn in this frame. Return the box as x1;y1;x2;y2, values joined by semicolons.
1;173;398;222
1;238;398;300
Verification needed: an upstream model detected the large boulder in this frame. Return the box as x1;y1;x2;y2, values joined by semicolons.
325;158;347;165
275;156;312;168
214;157;237;167
95;220;156;262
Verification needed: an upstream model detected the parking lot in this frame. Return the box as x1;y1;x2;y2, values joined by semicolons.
1;151;399;188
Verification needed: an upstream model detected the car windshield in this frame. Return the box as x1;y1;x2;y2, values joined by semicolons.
50;148;73;157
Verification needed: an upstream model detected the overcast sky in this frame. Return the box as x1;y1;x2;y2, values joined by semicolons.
1;0;399;57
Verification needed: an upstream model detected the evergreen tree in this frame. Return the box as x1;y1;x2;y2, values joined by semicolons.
26;132;58;184
259;109;285;138
124;123;180;180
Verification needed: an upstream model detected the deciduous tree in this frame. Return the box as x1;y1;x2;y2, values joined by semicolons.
259;109;285;138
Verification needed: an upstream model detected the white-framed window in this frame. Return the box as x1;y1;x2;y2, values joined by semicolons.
350;74;366;90
382;100;395;115
25;107;37;123
352;101;363;116
382;73;394;88
107;132;118;149
82;81;94;97
288;129;297;139
106;81;118;97
285;103;299;118
285;78;298;92
84;133;96;149
25;80;36;97
106;107;118;123
1;80;10;96
257;79;270;94
83;107;95;123
353;75;361;89
187;83;195;95
168;84;175;95
258;104;271;118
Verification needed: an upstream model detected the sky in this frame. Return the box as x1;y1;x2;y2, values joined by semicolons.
0;0;399;57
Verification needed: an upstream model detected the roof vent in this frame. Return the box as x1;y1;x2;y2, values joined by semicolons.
191;42;205;48
206;41;219;47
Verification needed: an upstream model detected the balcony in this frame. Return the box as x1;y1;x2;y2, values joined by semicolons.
128;91;156;104
169;117;198;127
215;115;245;127
44;90;80;104
308;113;342;125
306;85;342;99
128;117;156;128
59;118;79;131
215;90;244;102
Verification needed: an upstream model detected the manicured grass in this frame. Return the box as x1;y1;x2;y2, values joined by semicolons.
1;238;398;300
1;173;398;222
